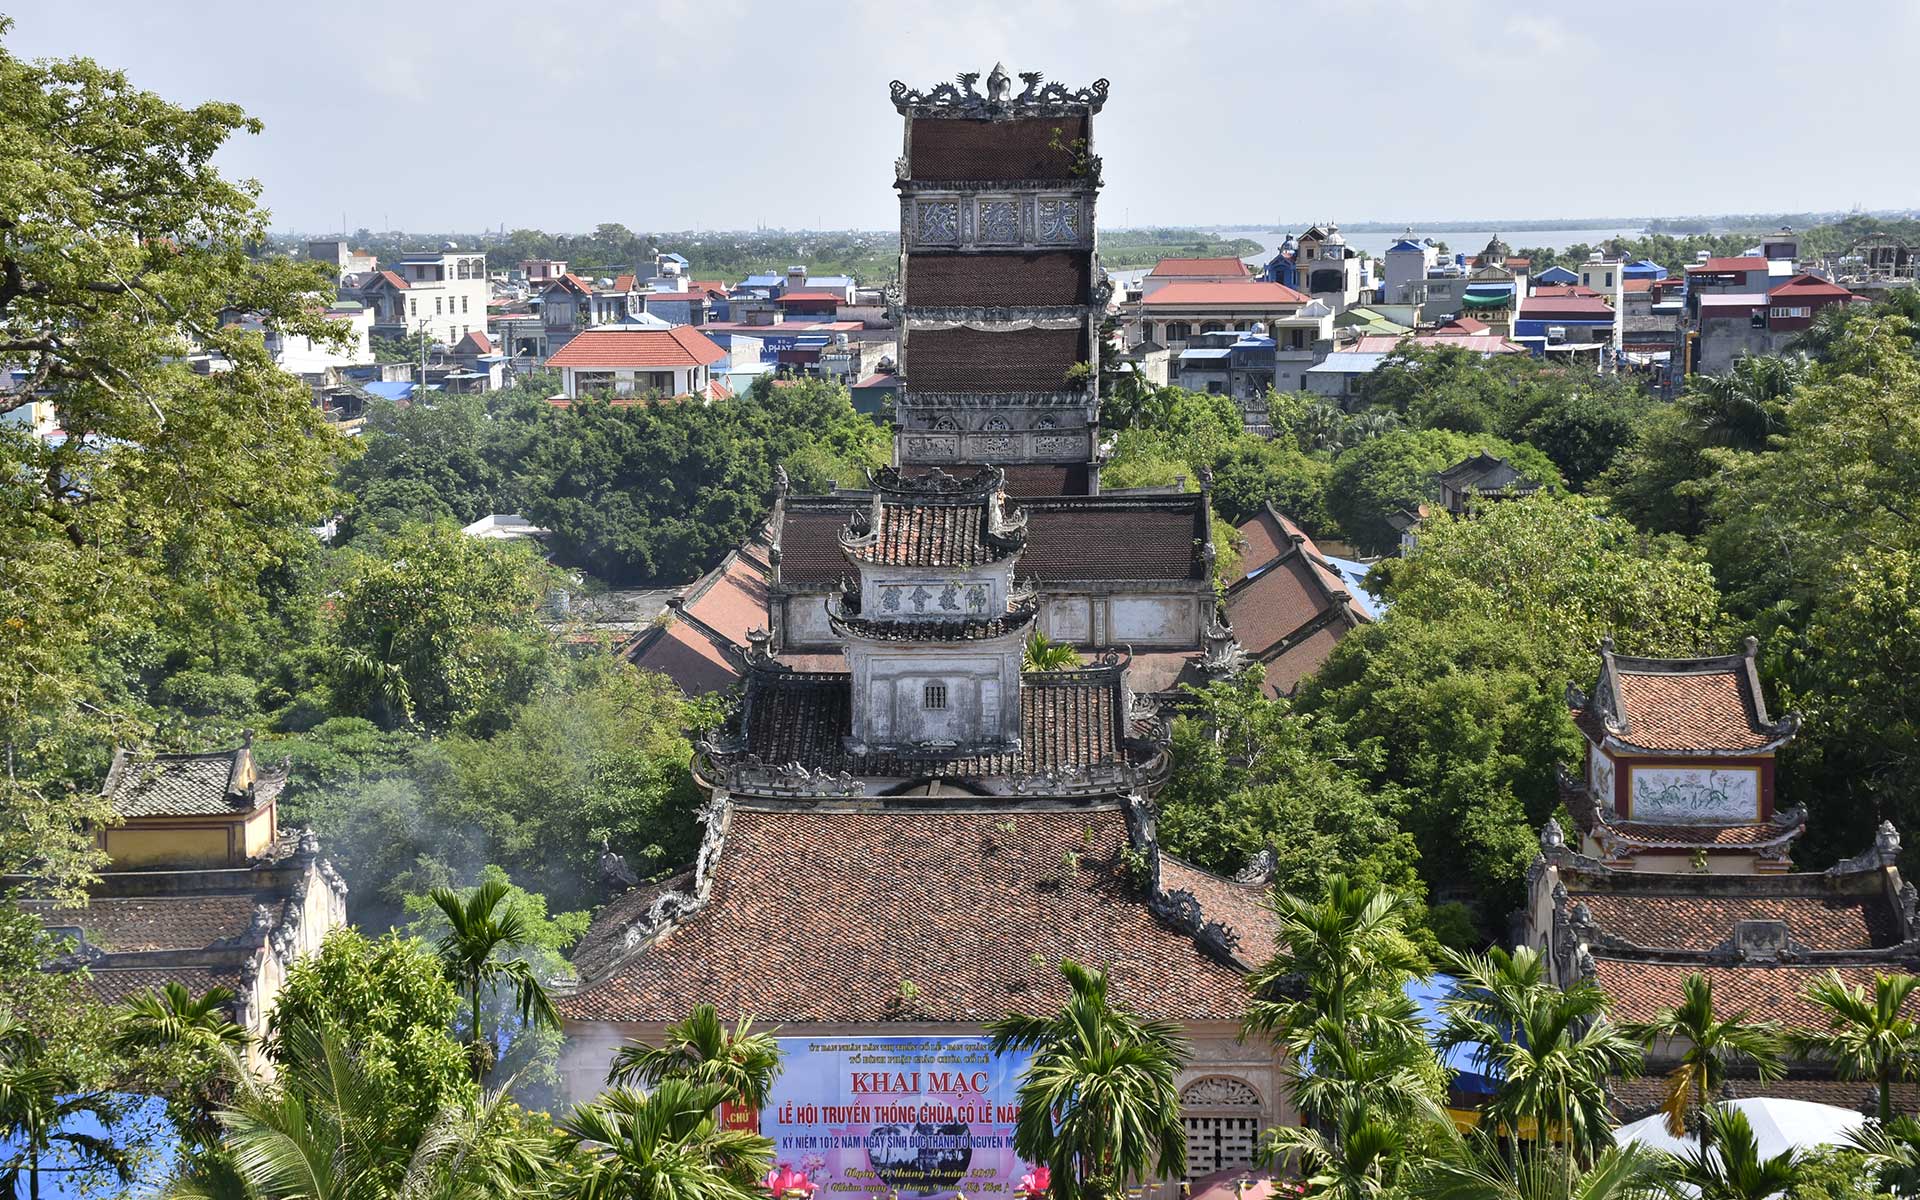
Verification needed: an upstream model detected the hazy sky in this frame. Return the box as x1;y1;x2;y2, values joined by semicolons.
8;0;1917;234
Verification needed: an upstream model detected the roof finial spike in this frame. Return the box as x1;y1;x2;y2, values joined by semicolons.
1743;634;1759;658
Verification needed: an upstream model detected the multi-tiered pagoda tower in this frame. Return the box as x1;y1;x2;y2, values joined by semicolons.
890;65;1111;493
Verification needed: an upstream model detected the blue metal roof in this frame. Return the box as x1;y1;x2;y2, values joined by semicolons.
1387;239;1426;254
1534;265;1579;284
1179;348;1233;360
364;381;415;401
1307;352;1390;373
1405;975;1501;1095
1324;555;1384;619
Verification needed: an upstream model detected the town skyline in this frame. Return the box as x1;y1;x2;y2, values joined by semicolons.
7;0;1919;234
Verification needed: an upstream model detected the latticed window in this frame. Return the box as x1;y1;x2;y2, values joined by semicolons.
1179;1076;1261;1179
923;684;947;710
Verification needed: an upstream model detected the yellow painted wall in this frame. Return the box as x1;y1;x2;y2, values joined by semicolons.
240;807;276;858
105;825;230;868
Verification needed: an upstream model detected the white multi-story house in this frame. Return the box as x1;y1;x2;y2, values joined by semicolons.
360;248;489;347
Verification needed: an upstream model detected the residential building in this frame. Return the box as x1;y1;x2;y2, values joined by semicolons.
521;259;569;284
1175;328;1278;432
305;239;376;279
1304;350;1389;403
1382;231;1439;305
1138;279;1314;358
1141;255;1252;299
12;742;348;1051
1690;273;1855;374
1513;292;1620;358
544;326;729;399
360;248;490;347
1293;224;1371;313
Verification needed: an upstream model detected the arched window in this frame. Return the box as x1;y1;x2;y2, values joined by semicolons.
1165;322;1192;343
1200;321;1225;334
1180;1076;1262;1178
1141;322;1157;342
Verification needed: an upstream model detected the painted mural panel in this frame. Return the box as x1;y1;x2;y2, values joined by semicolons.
1627;765;1760;823
762;1036;1033;1200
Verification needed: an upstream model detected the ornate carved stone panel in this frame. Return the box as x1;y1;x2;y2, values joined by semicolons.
1031;432;1087;459
915;201;960;245
1038;198;1082;244
977;200;1020;245
967;434;1017;459
903;434;960;460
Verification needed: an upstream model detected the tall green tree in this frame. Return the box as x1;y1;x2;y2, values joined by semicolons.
1417;1134;1668;1200
268;929;475;1155
557;1079;772;1200
329;523;558;733
114;981;250;1148
607;1005;782;1109
174;1024;552;1200
427;878;564;1083
1623;973;1784;1143
1439;947;1640;1165
1789;971;1920;1124
1246;877;1443;1198
0;16;346;900
1664;1105;1807;1200
986;959;1189;1200
0;1014;131;1200
1325;428;1560;555
1158;672;1427;929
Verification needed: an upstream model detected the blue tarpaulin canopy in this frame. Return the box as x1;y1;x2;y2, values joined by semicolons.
1406;974;1502;1096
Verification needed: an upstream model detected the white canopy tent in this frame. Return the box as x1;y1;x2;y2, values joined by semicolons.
1612;1097;1867;1160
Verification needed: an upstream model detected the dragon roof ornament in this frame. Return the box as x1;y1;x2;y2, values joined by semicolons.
890;67;1110;117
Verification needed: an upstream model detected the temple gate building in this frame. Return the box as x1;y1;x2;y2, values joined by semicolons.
561;69;1287;1198
1526;638;1920;1116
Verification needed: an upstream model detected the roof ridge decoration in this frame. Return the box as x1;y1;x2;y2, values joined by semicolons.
890;66;1110;117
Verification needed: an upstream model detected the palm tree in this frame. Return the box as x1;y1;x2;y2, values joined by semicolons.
1664;1105;1805;1200
606;1005;782;1111
1260;1018;1453;1200
1789;970;1920;1123
429;878;563;1082
1023;633;1083;673
1681;354;1803;452
0;1016;132;1200
985;958;1189;1200
1247;875;1427;1043
557;1078;773;1200
1440;947;1641;1166
1623;973;1784;1144
1844;1112;1920;1196
1417;1132;1667;1200
114;981;251;1146
173;1022;549;1200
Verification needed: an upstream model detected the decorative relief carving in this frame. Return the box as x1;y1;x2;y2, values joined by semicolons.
902;305;1087;330
1023;197;1036;242
1038;198;1081;243
978;200;1020;244
983;415;1011;433
904;434;959;459
1180;1076;1261;1108
931;415;960;432
915;201;959;244
972;435;1017;457
1032;433;1084;457
906;390;1090;409
890;72;1111;117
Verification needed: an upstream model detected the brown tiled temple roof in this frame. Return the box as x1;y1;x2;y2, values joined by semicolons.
907;115;1088;181
842;488;1024;570
22;894;277;954
1019;503;1206;581
1607;1072;1920;1120
1576;891;1899;953
1593;961;1899;1026
1159;857;1276;966
1224;505;1371;697
732;667;1137;779
905;252;1092;307
85;964;246;1006
558;805;1258;1024
1600;817;1805;849
1573;640;1794;755
101;747;283;818
906;327;1084;393
778;498;1207;587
